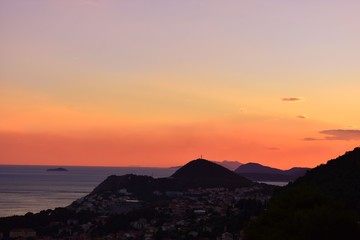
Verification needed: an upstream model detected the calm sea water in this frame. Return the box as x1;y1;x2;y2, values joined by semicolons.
258;181;288;187
0;165;176;217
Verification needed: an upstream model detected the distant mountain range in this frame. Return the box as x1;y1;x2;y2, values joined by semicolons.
244;147;360;239
171;160;309;182
213;160;243;170
92;159;254;197
235;163;310;182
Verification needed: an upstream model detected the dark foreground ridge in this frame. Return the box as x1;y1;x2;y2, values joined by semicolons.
244;147;360;240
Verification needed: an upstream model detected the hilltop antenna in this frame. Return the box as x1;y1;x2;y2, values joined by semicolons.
200;154;203;160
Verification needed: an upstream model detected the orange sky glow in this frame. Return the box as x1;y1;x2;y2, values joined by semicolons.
1;0;360;169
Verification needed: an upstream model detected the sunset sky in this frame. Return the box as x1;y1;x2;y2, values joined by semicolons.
1;0;360;168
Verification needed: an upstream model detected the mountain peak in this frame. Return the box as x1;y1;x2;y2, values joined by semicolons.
235;162;282;175
172;159;231;179
235;162;310;182
171;159;253;187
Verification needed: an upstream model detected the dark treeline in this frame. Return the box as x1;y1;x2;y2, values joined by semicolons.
244;148;360;240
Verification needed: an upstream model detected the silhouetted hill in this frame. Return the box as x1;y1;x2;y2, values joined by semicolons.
92;159;253;197
170;160;242;171
244;148;360;240
295;148;360;208
172;159;253;188
65;158;277;216
235;163;310;182
91;174;203;194
284;167;309;176
172;159;241;179
235;163;283;174
92;174;159;194
88;174;189;202
87;159;254;203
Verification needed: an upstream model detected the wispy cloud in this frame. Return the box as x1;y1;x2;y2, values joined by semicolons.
319;129;360;141
303;129;360;141
282;97;303;102
297;115;307;119
302;137;320;141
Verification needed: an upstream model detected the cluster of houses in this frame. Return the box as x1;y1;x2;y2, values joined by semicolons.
0;185;271;239
115;186;270;239
69;188;143;214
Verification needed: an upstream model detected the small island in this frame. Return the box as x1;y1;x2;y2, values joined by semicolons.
46;167;68;172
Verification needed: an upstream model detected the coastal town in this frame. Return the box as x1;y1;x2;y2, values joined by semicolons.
0;183;273;240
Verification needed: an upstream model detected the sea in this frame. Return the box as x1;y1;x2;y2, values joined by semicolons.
258;181;288;187
0;165;176;217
